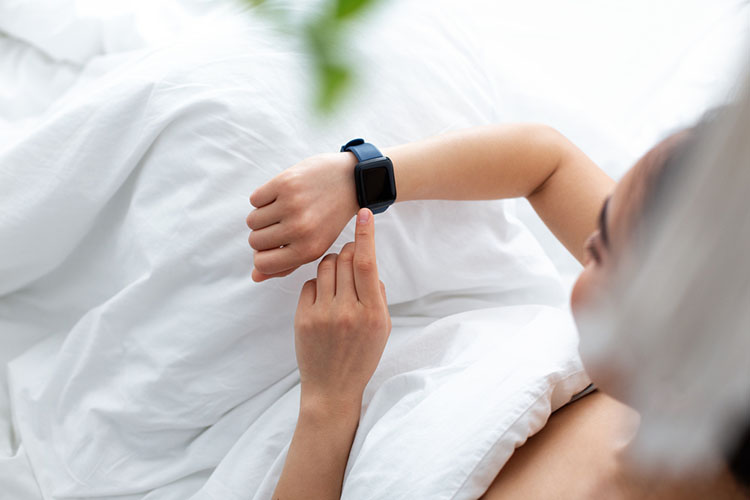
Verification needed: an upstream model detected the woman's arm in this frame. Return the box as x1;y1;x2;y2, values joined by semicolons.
247;124;614;280
273;399;359;499
385;124;614;262
273;208;391;498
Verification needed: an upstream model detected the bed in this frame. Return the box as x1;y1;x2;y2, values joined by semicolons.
1;1;747;499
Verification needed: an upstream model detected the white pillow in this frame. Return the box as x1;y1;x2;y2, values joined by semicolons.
2;2;578;498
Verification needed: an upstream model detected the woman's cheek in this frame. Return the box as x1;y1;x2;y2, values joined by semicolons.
572;265;629;399
570;265;594;320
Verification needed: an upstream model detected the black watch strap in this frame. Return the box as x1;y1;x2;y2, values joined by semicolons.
341;138;396;215
340;138;382;162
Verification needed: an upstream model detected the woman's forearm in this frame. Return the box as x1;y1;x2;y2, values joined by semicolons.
273;397;360;499
247;123;615;279
385;124;614;262
386;124;566;202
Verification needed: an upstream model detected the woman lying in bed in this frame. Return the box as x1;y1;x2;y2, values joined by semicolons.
246;120;748;498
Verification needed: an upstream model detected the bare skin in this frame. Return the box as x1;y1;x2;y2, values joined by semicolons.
251;124;615;499
273;208;391;499
481;392;640;499
482;135;748;500
247;124;613;280
248;125;744;498
481;392;747;500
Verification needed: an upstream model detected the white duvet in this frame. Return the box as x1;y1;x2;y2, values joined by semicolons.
1;1;747;499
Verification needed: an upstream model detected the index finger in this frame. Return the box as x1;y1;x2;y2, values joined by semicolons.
352;208;382;305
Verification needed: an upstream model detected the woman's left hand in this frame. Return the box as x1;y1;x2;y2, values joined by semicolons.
293;207;392;415
247;152;359;282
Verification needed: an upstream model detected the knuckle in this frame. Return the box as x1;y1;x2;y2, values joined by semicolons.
281;172;304;197
301;279;316;293
338;246;355;263
336;311;357;330
366;312;387;331
294;213;313;236
354;256;374;274
248;231;260;249
318;254;337;272
355;224;372;239
343;241;356;252
277;169;293;186
311;311;328;330
294;315;312;334
285;193;302;212
284;169;302;187
253;254;272;274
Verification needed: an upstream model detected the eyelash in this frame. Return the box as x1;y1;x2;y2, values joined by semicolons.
585;236;602;264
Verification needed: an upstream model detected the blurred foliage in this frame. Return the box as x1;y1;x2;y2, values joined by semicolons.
245;0;382;113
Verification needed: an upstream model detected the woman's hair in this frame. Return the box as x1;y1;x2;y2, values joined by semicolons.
578;71;750;475
637;108;726;234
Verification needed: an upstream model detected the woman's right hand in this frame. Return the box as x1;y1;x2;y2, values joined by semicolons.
293;207;392;413
273;208;391;500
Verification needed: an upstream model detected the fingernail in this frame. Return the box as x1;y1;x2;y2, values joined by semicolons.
358;208;370;225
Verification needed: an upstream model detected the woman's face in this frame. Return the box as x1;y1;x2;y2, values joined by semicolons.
570;165;638;317
570;131;689;393
570;130;689;317
569;161;647;397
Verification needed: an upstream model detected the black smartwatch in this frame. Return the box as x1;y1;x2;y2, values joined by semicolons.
340;138;397;214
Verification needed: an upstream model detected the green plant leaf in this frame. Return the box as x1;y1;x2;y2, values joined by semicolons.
304;16;340;60
241;0;383;113
316;61;351;113
334;0;379;20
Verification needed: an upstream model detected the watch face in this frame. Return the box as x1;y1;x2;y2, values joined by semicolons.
359;158;396;206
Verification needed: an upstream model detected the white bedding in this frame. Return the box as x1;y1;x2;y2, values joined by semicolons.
1;1;748;499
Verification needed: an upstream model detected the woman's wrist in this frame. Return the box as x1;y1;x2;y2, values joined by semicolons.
333;151;361;218
299;389;362;428
383;144;415;203
274;390;363;499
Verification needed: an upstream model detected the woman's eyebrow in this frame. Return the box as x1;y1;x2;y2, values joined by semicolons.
599;197;611;248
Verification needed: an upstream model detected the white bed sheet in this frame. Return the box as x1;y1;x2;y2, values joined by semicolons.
0;34;79;151
1;1;748;499
0;31;84;500
1;3;579;499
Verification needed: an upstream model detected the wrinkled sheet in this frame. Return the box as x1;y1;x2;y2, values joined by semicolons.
1;1;748;499
1;2;581;499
